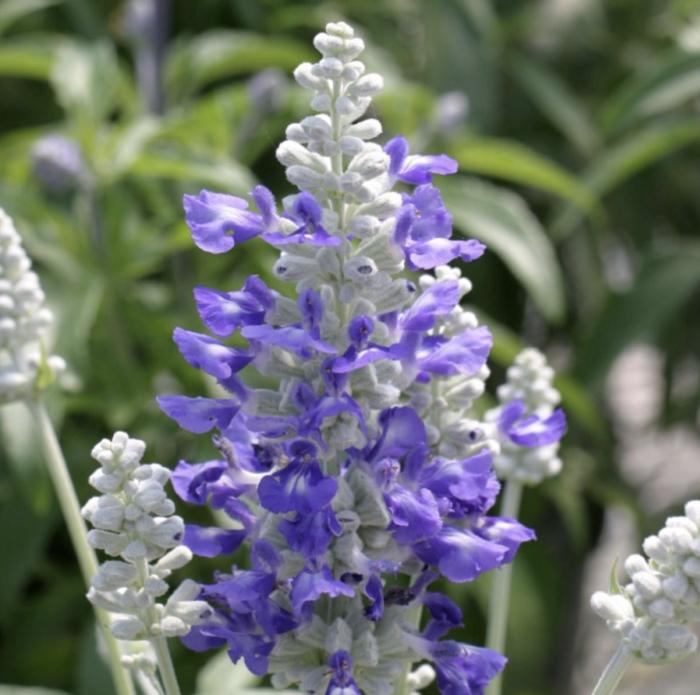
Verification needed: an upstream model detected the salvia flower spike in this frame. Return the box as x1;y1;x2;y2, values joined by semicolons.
158;21;558;695
0;208;65;403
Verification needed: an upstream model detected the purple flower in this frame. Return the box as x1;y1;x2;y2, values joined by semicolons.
416;327;492;377
183;524;246;557
364;575;384;621
418;450;499;518
241;324;336;357
157;395;240;433
408;238;486;270
384;485;442;544
384;136;457;184
325;651;362;695
399;280;461;332
413;526;509;583
432;641;506;695
368;407;426;462
423;592;463;640
290;566;354;619
278;507;342;559
257;445;337;514
264;192;341;246
173;328;253;381
194;275;275;338
183;189;271;253
473;516;536;563
498;400;567;447
171;460;227;505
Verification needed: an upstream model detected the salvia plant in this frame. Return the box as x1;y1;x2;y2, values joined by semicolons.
3;18;699;695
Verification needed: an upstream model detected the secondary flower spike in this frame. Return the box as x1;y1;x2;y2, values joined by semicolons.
159;20;558;695
0;207;65;403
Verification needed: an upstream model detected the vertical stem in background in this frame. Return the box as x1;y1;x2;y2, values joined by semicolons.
485;479;523;695
590;645;633;695
28;399;136;695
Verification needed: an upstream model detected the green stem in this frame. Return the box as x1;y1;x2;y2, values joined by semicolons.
28;399;135;695
136;558;182;695
591;645;633;695
485;479;523;695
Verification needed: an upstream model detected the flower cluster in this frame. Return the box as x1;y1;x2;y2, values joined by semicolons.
0;207;64;403
158;21;552;695
83;431;210;643
486;348;566;486
592;500;700;663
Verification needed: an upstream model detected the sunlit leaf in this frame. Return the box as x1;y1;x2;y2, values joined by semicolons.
0;39;56;79
451;137;598;212
0;0;61;35
442;177;566;323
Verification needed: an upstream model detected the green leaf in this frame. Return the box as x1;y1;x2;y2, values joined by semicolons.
441;176;566;323
127;152;255;194
0;0;61;35
0;39;56;79
166;30;313;100
576;241;700;383
509;54;599;155
602;52;700;135
451;137;598;212
0;688;70;695
552;120;700;238
195;650;258;695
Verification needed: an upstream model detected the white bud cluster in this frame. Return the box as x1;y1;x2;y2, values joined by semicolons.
83;432;211;642
0;208;64;403
591;500;700;663
486;348;562;485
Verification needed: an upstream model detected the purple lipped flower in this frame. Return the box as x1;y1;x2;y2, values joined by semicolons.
173;327;253;381
257;443;337;514
408;238;486;270
473;516;536;563
183;524;246;558
325;651;362;695
364;575;384;621
264;191;341;246
157;395;240;433
194;275;275;338
498;399;567;447
422;592;464;641
171;460;227;505
241;324;337;358
399;279;461;332
384;136;457;184
384;484;442;544
412;525;510;583
415;326;493;377
290;566;354;620
278;506;342;559
183;189;271;254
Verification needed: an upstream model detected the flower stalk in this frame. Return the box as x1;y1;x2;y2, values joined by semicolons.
590;645;633;695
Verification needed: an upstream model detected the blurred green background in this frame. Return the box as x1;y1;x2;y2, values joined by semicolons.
1;0;700;693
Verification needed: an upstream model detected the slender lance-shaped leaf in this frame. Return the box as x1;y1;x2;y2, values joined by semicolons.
552;119;700;239
0;0;61;35
0;40;56;79
575;241;700;383
450;137;598;213
602;51;700;135
441;176;566;323
509;54;599;156
166;31;313;100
